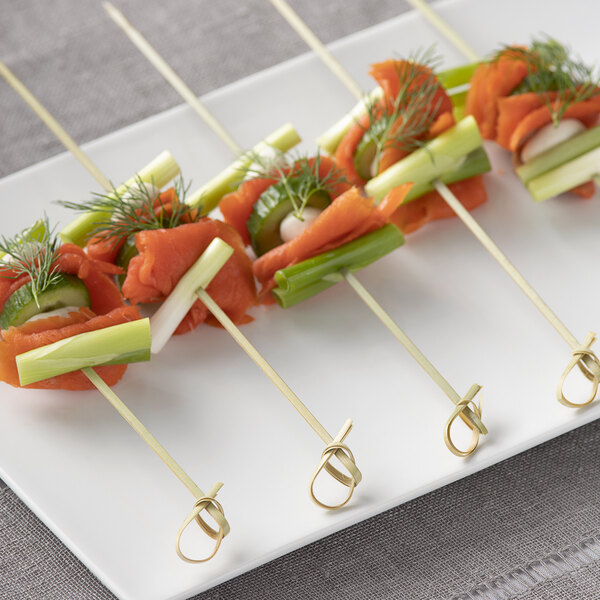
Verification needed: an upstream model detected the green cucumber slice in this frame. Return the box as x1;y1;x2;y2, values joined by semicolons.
0;274;91;329
115;235;139;287
354;136;378;180
247;181;331;256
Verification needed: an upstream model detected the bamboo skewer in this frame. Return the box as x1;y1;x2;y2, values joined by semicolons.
103;2;244;157
83;367;228;563
268;0;363;99
105;1;486;457
0;65;229;562
196;289;361;508
405;0;480;62
104;2;363;503
0;60;112;192
272;0;600;408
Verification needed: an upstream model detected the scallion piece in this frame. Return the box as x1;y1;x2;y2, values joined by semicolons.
272;224;404;308
365;116;483;203
16;318;151;386
59;151;181;246
526;146;600;202
403;146;491;202
186;123;302;214
516;125;600;184
150;237;234;353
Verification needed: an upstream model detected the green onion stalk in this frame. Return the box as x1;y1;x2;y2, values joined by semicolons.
59;151;181;246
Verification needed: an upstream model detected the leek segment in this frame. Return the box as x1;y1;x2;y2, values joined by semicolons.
59;151;181;246
186;123;302;214
150;238;234;353
16;318;151;386
272;224;404;308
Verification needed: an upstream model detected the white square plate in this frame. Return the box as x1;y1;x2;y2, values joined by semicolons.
1;0;600;598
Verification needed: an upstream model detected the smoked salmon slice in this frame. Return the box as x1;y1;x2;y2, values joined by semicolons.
465;51;529;140
122;219;256;334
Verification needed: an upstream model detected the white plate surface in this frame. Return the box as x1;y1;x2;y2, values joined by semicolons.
1;0;600;598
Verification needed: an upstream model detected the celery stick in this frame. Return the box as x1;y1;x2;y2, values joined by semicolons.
273;224;404;308
317;87;384;156
365;116;483;203
16;318;151;386
437;63;478;90
403;147;491;202
186;123;302;214
59;151;181;246
150;237;234;353
527;146;600;202
517;126;600;184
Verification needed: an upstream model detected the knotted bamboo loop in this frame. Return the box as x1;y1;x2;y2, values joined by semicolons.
176;484;229;564
444;384;484;457
558;332;600;408
309;419;361;510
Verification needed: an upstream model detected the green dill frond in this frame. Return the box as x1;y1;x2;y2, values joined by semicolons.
362;47;445;175
241;149;347;218
58;175;198;247
0;216;61;309
494;37;600;125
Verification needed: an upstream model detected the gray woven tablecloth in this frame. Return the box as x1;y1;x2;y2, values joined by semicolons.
2;1;600;599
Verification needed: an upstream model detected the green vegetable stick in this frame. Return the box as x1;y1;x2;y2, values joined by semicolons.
150;237;234;353
273;224;404;308
403;146;491;202
517;125;600;184
16;318;151;386
59;151;181;246
365;116;483;203
186;123;302;214
527;146;600;202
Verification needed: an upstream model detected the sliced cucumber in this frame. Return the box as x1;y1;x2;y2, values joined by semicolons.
247;181;331;256
115;235;139;287
354;136;378;180
0;274;90;329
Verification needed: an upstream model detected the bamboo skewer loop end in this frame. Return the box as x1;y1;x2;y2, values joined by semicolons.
309;419;361;510
444;384;485;458
175;485;229;564
558;332;600;408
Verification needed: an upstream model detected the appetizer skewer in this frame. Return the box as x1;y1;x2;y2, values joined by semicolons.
104;2;487;457
270;0;600;409
0;215;232;562
1;51;362;508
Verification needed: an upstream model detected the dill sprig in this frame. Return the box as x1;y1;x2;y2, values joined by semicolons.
242;149;347;219
362;47;444;176
58;176;198;247
495;38;600;125
0;217;61;309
